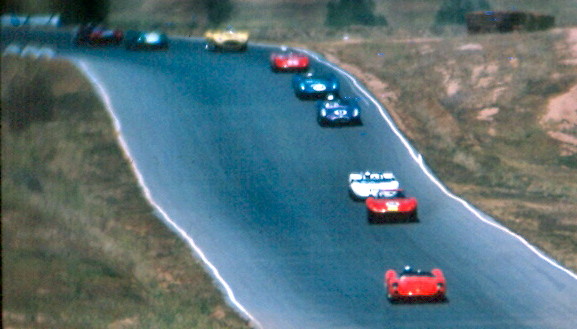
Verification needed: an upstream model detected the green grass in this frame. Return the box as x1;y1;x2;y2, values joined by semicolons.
1;57;251;329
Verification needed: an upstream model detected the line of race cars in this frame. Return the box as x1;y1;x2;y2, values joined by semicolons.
74;24;169;50
265;34;446;302
269;43;446;302
74;25;446;303
348;171;445;301
267;37;446;303
73;25;246;52
281;57;362;126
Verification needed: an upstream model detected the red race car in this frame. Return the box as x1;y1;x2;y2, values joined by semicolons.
75;24;123;46
365;189;417;223
270;51;310;72
385;266;446;303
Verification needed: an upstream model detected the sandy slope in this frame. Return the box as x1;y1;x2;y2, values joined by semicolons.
542;28;577;154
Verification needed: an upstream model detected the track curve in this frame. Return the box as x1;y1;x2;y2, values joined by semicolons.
3;28;577;329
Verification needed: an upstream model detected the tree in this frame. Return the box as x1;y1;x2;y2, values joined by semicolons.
205;0;233;27
325;0;387;28
435;0;492;25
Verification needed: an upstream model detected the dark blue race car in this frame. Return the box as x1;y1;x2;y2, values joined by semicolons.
292;72;339;99
317;95;361;126
125;30;169;50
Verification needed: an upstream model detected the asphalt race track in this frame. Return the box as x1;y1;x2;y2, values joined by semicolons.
3;28;577;329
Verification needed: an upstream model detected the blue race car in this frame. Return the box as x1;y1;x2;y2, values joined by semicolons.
125;30;169;50
292;72;339;99
317;94;361;126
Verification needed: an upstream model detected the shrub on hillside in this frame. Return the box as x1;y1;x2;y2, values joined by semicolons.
205;0;233;27
435;0;492;25
466;11;555;33
325;0;388;28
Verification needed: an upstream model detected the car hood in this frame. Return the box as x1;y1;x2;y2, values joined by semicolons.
206;30;249;42
366;197;416;212
397;277;441;295
140;32;165;43
275;57;308;67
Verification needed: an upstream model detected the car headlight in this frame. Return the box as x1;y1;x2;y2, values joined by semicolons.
145;33;160;43
320;109;327;116
353;109;359;117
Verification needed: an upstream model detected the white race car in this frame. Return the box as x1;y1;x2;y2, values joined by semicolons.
348;171;399;201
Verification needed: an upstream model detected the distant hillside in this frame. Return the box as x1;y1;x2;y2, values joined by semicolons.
4;1;577;32
105;0;576;31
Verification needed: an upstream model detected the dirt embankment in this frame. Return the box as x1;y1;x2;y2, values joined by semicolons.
541;28;577;155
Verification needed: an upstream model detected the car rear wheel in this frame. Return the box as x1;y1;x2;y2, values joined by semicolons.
348;189;362;201
205;42;216;51
409;210;418;222
387;293;399;303
368;211;383;224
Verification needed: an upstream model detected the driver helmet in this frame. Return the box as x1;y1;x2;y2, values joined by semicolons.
402;265;413;274
364;171;371;179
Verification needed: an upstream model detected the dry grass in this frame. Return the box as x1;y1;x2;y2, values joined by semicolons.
4;2;577;327
1;56;251;329
306;27;577;271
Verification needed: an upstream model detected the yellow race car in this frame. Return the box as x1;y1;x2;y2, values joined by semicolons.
204;26;249;51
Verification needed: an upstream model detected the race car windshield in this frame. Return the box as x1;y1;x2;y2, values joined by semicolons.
401;270;434;277
324;101;343;109
376;190;400;198
304;75;331;82
360;177;395;183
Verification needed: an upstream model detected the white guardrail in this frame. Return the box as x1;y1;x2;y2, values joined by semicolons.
1;13;61;27
3;43;56;59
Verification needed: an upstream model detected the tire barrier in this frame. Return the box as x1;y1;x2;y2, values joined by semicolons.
2;43;56;59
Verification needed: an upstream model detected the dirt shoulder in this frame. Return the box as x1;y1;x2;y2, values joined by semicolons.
541;28;577;155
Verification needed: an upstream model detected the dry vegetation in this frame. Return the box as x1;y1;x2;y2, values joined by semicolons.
1;57;251;329
3;1;577;328
304;27;577;271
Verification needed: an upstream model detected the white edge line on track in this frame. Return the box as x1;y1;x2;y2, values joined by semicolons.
61;37;575;329
295;48;577;281
73;59;263;329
